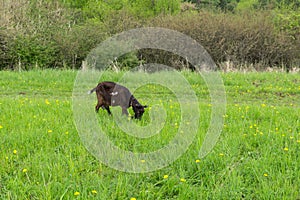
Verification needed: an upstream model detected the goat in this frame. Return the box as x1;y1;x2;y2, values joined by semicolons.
88;81;147;119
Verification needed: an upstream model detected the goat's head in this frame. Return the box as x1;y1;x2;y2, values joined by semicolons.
132;104;148;119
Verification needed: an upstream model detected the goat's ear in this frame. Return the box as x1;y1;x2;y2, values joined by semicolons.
144;105;148;108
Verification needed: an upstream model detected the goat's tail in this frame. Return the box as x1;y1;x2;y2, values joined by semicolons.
88;87;97;94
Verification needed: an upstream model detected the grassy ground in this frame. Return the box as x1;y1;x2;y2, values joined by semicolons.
0;70;299;199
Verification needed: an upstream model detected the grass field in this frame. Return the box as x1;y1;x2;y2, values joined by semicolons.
0;70;299;199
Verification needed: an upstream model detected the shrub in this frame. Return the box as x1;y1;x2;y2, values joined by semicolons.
9;35;58;70
148;11;299;70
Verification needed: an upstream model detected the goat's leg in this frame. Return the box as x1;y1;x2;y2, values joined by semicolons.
96;94;105;113
95;103;102;113
104;106;112;115
121;107;129;116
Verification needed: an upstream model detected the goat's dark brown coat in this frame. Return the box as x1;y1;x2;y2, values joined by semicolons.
89;81;147;119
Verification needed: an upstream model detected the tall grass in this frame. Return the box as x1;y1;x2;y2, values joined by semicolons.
0;70;299;199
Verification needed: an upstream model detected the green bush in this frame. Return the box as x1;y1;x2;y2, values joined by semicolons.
9;35;58;70
0;0;299;70
148;11;299;70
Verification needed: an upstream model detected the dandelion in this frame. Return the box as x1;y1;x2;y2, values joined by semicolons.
13;150;17;154
74;191;80;196
48;130;53;133
22;168;28;173
283;147;289;151
140;160;146;163
261;103;266;107
91;190;97;195
219;153;224;156
130;198;137;200
180;178;186;182
0;125;3;129
163;175;169;179
65;131;69;135
45;99;50;105
195;159;200;163
263;173;268;177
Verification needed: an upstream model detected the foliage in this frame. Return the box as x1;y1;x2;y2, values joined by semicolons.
149;11;299;69
0;0;299;70
9;35;58;70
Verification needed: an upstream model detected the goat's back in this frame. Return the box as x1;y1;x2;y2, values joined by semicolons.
96;81;132;107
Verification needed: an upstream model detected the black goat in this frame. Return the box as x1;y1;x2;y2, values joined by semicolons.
89;81;147;119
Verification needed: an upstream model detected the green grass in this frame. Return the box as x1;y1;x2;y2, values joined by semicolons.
0;70;299;199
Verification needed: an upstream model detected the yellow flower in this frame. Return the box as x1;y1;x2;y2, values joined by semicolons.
283;147;288;151
180;178;186;182
195;159;200;163
261;104;266;107
0;125;3;129
91;190;97;194
48;130;53;133
297;140;300;143
263;173;268;177
22;168;28;173
74;191;80;196
130;198;137;200
13;150;17;154
163;175;169;179
140;160;146;163
219;153;224;157
45;99;50;105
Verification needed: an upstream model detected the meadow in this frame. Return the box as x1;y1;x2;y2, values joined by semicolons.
0;70;299;199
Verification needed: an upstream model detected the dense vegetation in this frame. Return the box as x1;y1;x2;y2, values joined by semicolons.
0;0;299;70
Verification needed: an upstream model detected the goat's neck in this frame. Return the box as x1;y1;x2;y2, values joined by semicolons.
130;96;141;107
